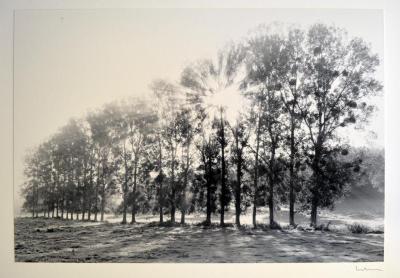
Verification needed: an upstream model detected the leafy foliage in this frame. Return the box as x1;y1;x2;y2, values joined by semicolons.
21;23;382;228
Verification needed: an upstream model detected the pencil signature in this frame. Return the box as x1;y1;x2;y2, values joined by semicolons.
356;266;383;272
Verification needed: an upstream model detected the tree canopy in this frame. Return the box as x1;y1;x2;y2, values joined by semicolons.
21;23;382;228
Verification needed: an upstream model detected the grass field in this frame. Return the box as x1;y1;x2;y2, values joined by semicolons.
14;209;384;263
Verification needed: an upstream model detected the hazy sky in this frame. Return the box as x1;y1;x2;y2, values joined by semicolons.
14;9;384;213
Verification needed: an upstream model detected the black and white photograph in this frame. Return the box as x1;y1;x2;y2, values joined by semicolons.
11;8;385;264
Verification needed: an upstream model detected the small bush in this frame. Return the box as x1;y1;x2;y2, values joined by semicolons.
269;221;282;230
347;223;370;234
282;223;298;230
369;230;384;234
194;220;215;228
146;220;180;227
253;222;282;230
221;223;235;228
194;221;234;228
315;221;332;232
238;224;252;230
255;224;268;230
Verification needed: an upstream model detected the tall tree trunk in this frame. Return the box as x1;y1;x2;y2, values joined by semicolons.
234;132;242;227
180;211;185;224
87;159;93;221
94;162;100;222
310;145;322;227
131;160;138;224
252;112;261;228
289;178;295;226
100;178;105;222
235;159;242;227
206;186;211;225
310;198;318;227
34;186;37;218
49;185;54;218
219;110;226;227
170;186;176;223
31;187;35;218
61;199;64;219
130;204;136;224
289;117;296;226
268;144;276;226
180;140;191;225
88;204;91;221
100;195;105;222
252;202;257;228
159;183;163;223
206;158;212;225
122;182;128;224
170;145;176;223
159;206;163;223
81;167;87;221
180;206;185;225
122;145;128;224
268;180;274;226
170;199;176;223
100;176;106;222
155;136;164;223
61;181;65;219
94;204;98;221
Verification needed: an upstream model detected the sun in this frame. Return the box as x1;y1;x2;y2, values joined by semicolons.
204;85;247;124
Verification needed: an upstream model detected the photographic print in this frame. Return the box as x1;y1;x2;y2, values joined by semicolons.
13;8;384;263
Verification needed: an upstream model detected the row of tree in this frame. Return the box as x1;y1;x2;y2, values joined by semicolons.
21;23;382;227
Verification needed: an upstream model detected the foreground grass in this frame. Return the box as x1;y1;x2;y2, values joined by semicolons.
14;217;383;263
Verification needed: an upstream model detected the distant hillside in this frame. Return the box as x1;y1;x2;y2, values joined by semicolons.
331;147;385;217
335;184;384;217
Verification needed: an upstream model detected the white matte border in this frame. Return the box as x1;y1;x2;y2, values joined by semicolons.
0;0;399;277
